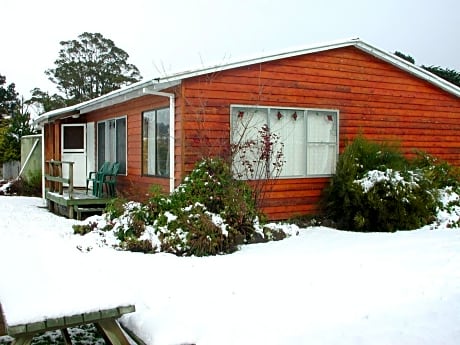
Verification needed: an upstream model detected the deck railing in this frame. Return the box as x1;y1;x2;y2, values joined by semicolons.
45;160;74;199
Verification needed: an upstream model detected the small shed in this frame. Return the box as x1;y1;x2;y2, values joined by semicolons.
20;134;42;181
33;38;460;220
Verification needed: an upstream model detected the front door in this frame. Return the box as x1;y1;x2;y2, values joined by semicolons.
61;124;87;187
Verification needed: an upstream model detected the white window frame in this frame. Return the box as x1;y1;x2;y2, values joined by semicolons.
230;105;339;178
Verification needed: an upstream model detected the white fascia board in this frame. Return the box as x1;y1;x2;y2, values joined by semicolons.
355;41;460;98
156;37;361;84
32;104;80;126
157;37;460;99
79;80;180;114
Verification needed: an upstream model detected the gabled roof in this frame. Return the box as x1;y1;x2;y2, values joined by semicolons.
34;37;460;125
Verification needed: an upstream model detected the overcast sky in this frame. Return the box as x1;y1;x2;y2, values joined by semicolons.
2;0;459;99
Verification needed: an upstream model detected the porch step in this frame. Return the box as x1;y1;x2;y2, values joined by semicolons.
74;205;106;220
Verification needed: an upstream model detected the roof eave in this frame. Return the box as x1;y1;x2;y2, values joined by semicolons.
33;79;180;125
354;41;460;98
33;37;460;126
156;37;362;84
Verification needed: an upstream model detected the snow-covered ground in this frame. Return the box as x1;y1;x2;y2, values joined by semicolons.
1;195;460;345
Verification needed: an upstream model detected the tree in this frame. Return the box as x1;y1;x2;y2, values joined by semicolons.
421;65;460;87
0;98;37;163
394;51;415;64
45;32;142;104
26;88;67;114
0;74;20;119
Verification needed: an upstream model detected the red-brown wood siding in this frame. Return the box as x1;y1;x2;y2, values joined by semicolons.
83;94;176;201
41;46;460;220
179;46;460;219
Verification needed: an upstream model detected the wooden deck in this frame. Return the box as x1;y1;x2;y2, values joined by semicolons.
46;188;112;220
44;160;114;220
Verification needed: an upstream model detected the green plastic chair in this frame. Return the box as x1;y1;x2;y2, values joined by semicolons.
96;162;120;198
86;161;113;195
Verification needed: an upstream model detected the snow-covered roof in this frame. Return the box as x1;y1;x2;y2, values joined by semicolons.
33;37;460;126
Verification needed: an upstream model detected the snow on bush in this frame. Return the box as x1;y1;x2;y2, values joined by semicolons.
73;158;297;256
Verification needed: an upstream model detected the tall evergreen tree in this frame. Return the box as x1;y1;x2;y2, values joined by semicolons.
45;32;142;104
0;98;37;163
0;74;20;119
26;88;68;114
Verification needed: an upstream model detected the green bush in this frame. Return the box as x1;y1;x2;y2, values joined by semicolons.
73;221;98;235
352;169;439;231
322;136;441;232
411;151;460;189
105;197;128;220
146;157;261;255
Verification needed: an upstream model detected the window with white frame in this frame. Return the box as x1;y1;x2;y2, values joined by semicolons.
231;105;338;178
97;116;126;174
142;108;170;177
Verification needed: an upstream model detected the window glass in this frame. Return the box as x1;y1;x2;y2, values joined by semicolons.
156;108;170;177
270;109;305;177
306;110;337;175
231;106;338;178
97;122;105;170
116;118;126;174
142;108;170;177
97;117;126;174
231;107;267;179
63;125;84;151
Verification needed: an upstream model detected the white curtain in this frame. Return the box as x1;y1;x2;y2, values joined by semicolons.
306;111;337;175
270;109;306;177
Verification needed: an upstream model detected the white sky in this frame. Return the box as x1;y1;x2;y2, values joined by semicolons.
2;0;459;99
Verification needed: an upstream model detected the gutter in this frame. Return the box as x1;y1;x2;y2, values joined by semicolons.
142;85;176;194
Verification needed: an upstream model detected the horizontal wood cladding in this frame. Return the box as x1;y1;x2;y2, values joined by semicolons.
256;178;330;220
116;175;169;202
84;94;176;196
179;46;460;219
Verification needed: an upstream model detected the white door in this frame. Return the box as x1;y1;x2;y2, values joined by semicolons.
61;124;87;187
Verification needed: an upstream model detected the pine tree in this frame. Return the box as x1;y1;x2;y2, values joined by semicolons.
0;74;20;119
0;98;37;163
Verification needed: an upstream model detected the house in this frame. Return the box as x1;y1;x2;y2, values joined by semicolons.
34;38;460;220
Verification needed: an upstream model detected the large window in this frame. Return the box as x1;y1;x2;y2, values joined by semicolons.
142;108;170;177
97;116;126;174
231;105;338;178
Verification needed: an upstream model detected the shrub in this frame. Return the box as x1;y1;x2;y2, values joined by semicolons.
7;171;42;197
145;157;262;255
73;221;98;235
411;151;460;190
105;197;128;220
322;136;441;232
86;158;268;256
352;169;439;231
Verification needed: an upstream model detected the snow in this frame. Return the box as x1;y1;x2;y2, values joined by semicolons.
354;169;420;193
1;196;460;344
